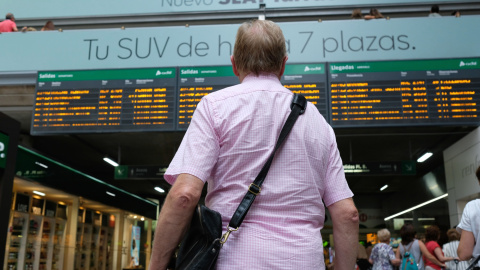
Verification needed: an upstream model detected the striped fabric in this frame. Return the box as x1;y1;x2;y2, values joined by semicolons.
165;73;353;269
443;241;469;270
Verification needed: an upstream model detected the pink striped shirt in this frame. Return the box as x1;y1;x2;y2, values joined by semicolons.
164;73;353;269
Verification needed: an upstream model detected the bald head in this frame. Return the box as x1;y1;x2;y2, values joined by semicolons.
232;20;287;77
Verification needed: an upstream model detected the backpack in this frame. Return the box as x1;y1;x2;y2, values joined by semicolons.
401;242;419;270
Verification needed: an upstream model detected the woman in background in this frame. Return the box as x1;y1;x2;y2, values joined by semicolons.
424;225;457;270
396;224;444;270
443;228;469;270
41;20;55;31
364;8;384;20
351;9;363;19
369;229;401;270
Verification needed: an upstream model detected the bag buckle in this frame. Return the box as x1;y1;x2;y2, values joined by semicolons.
220;227;238;244
248;183;261;195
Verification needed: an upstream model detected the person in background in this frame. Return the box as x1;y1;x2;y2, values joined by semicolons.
396;223;445;270
451;10;461;17
369;229;401;270
366;241;374;259
364;8;384;20
149;19;359;270
41;20;55;31
351;9;363;19
358;241;372;270
424;225;457;270
443;228;469;270
429;5;442;17
0;13;27;32
457;165;480;269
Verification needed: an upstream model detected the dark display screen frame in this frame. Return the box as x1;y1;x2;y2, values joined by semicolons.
327;57;480;128
31;67;178;135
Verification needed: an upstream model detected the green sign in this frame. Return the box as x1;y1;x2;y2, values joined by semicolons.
0;132;9;169
344;161;416;175
38;68;176;82
114;165;129;179
330;58;480;73
401;161;416;175
284;64;325;75
114;165;167;179
179;66;235;78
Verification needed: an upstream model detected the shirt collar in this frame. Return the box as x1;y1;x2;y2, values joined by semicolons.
242;72;280;84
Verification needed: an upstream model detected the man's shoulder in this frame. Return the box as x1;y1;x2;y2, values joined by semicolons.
204;78;289;102
201;83;241;102
465;199;480;210
0;20;14;25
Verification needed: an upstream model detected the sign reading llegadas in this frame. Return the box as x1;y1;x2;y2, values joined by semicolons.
2;0;478;19
1;16;479;73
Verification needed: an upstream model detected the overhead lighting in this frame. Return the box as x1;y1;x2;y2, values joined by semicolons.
35;161;48;169
417;152;433;163
154;187;165;193
133;215;138;219
33;190;45;196
140;217;145;221
380;185;388;191
418;218;435;221
384;193;448;221
103;157;119;167
106;191;116;197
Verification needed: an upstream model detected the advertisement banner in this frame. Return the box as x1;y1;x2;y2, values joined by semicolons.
1;16;479;73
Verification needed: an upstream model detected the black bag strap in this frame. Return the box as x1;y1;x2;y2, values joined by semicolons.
466;255;480;270
220;94;307;244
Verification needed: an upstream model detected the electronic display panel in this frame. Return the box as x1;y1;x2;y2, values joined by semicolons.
31;68;177;134
281;63;328;122
177;66;238;130
177;63;328;130
329;58;480;127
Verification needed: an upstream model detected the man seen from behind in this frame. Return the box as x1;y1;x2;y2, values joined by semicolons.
149;19;359;270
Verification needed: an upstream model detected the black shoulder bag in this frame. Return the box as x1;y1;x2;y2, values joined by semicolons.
174;94;307;270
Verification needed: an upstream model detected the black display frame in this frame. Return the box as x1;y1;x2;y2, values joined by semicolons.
326;57;480;128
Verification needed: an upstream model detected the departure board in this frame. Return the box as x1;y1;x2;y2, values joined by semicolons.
31;68;177;134
329;58;480;127
177;66;238;130
281;63;328;122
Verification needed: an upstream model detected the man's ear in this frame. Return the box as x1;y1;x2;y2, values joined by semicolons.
231;55;240;77
278;56;288;79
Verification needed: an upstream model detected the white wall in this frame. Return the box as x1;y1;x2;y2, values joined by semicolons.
443;127;480;226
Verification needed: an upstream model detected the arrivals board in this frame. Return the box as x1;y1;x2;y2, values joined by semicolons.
31;68;177;134
177;66;238;130
329;58;480;128
281;63;328;122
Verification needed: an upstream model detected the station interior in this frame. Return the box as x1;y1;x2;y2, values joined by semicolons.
1;1;480;269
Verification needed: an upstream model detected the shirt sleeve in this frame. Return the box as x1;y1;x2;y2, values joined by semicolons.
322;125;354;206
164;97;220;185
457;201;473;234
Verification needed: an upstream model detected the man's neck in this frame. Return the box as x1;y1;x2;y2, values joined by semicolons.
238;71;281;83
